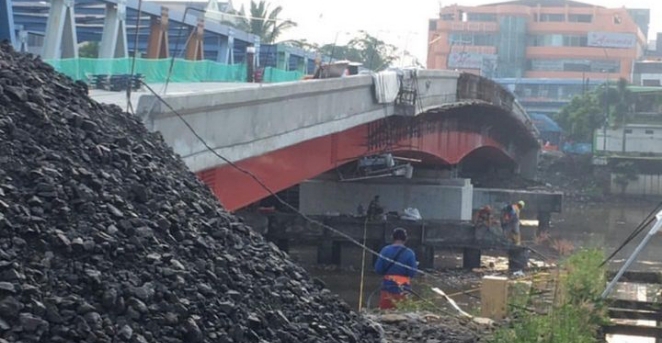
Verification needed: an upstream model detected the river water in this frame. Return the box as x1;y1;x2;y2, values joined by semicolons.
292;199;662;342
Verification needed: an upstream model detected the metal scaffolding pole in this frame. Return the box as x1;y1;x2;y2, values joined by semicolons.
601;210;662;299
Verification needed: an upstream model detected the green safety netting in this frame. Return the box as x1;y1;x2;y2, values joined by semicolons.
262;67;304;83
44;58;248;83
45;58;307;84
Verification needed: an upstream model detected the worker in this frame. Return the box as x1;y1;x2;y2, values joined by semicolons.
367;195;384;221
501;201;525;245
374;228;418;310
474;205;493;228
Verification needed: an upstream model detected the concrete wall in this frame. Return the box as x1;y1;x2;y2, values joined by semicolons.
611;173;662;196
595;125;662;154
298;179;473;221
135;71;459;172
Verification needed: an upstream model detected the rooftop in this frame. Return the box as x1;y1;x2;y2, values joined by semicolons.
479;0;598;8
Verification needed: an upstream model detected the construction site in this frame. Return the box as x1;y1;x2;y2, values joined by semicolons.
2;0;662;342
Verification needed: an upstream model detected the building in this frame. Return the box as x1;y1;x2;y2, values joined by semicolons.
428;0;648;81
496;78;602;115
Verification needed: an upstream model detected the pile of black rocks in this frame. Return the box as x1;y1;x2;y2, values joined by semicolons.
0;42;382;343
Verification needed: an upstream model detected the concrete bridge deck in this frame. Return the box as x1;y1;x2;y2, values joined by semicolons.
130;71;541;211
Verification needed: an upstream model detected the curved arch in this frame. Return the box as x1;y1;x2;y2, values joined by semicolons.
458;146;516;176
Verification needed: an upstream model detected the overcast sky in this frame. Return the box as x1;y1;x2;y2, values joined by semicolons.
155;0;662;64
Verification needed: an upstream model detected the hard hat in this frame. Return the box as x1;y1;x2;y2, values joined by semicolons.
518;200;526;208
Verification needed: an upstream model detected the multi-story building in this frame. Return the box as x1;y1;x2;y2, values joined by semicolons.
428;0;648;80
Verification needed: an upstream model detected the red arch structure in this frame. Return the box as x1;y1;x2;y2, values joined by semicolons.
197;103;539;212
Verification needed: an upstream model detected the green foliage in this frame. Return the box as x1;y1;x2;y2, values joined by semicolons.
490;249;608;343
612;161;639;195
554;93;603;142
555;77;633;143
78;41;99;58
226;0;296;44
318;31;398;71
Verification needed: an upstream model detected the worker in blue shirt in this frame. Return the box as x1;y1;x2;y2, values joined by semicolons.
374;228;418;309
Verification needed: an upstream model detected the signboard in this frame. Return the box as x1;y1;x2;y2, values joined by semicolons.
587;32;636;49
448;51;496;69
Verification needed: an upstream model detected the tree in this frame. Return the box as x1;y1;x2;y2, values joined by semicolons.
79;41;99;58
597;77;632;127
318;31;398;71
281;38;319;51
555;77;635;143
227;1;296;44
554;92;603;143
612;161;638;195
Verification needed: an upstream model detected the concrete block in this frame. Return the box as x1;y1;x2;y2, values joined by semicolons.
480;275;509;320
299;180;473;221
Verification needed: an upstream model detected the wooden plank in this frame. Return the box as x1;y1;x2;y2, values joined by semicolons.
609;309;662;321
480;276;509;320
610;299;662;312
606;271;662;284
603;324;662;338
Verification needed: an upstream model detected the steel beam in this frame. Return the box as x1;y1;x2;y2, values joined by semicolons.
146;6;169;58
226;28;234;64
185;17;204;60
0;0;18;48
42;0;78;59
99;0;128;58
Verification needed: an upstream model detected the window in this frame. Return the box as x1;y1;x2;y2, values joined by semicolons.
529;34;587;47
568;14;592;23
441;13;454;21
429;20;437;31
528;59;621;72
449;33;496;46
539;13;564;22
625;129;633;134
467;13;497;22
643;79;661;86
646;130;655;134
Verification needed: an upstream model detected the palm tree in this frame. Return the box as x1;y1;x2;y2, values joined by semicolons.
229;1;297;44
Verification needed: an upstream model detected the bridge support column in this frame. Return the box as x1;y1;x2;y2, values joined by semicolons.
42;0;78;60
463;248;481;269
15;25;28;53
146;7;169;59
517;147;539;180
99;1;129;59
185;18;205;61
508;248;528;272
225;29;235;64
0;0;17;48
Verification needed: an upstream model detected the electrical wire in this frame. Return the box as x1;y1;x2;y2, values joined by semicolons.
600;201;662;267
139;80;552;316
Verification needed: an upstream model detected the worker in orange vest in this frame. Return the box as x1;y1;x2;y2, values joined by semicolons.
374;228;418;309
501;201;525;245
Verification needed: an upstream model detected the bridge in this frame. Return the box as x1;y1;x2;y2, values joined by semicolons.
135;71;541;212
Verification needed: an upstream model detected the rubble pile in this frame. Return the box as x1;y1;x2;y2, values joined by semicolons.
0;43;382;342
369;313;489;343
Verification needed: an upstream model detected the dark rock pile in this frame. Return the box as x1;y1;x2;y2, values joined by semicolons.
0;43;382;342
369;313;489;343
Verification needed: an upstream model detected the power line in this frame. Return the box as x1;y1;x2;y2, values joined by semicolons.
139;80;552;316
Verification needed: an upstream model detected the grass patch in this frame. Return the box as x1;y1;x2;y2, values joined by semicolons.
490;248;608;343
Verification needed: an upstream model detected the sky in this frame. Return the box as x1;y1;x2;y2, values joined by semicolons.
154;0;662;66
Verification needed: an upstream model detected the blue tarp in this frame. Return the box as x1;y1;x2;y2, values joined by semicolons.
529;113;562;133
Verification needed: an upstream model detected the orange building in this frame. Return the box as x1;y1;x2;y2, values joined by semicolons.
427;0;649;81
